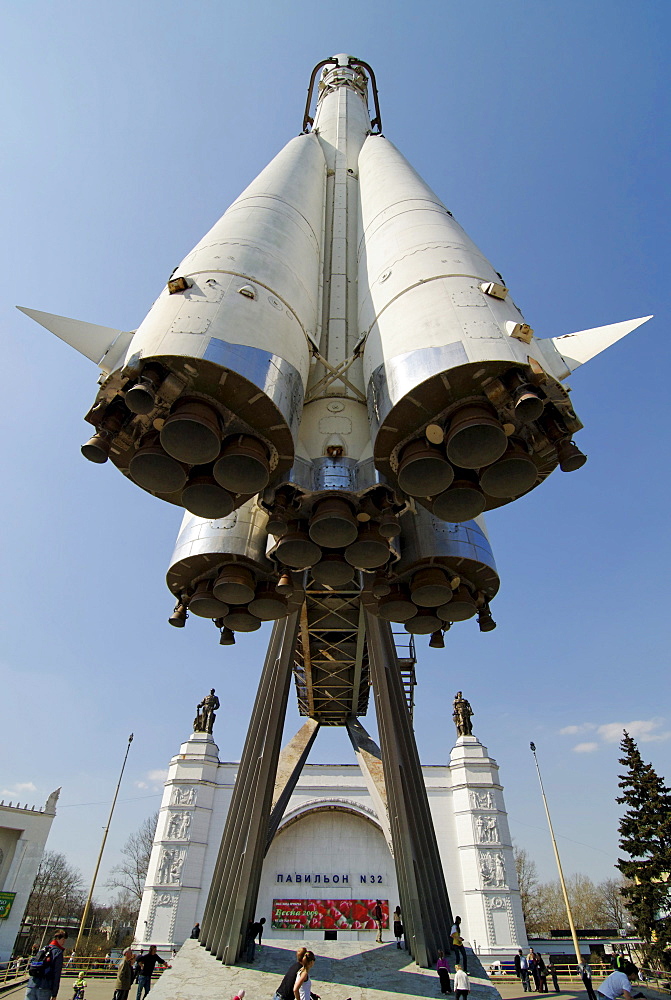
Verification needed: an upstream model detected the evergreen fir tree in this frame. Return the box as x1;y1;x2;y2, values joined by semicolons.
616;732;671;966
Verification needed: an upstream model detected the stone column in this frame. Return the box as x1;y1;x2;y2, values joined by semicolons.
449;735;527;957
134;731;220;951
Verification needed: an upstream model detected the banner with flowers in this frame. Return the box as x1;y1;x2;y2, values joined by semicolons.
272;898;388;930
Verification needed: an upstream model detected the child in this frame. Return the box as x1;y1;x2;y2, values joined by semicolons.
454;963;470;1000
72;972;87;1000
437;950;452;994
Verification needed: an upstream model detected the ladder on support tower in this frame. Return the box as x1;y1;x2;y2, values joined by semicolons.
392;631;417;722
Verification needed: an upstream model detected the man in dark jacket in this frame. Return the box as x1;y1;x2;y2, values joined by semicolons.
135;946;168;1000
26;930;68;1000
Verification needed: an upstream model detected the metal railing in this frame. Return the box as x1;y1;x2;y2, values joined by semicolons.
487;962;671;987
0;957;168;984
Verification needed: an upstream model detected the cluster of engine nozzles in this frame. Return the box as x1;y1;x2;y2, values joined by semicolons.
268;497;400;582
82;388;271;518
369;566;496;640
168;564;300;645
396;398;586;521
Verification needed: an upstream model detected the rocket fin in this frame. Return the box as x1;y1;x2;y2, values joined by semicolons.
17;306;134;374
548;315;652;375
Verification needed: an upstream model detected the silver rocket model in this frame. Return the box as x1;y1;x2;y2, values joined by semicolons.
20;54;650;648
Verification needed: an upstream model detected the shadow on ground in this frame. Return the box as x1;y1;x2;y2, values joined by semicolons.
148;938;499;1000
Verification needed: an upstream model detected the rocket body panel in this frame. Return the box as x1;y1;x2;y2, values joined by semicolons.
167;503;273;592
312;70;370;377
122;132;325;385
166;501;305;627
296;397;372;463
359;136;531;387
355;134;588;515
394;507;499;599
68;132;329;514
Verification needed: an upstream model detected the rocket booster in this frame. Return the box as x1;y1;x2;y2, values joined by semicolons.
20;54;651;646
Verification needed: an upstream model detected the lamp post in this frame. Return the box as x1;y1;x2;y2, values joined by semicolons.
529;741;582;966
74;734;133;955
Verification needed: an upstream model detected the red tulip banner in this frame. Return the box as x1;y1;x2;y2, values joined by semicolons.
272;898;389;930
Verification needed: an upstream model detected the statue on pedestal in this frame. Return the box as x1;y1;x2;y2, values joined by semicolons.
194;689;220;734
453;691;474;737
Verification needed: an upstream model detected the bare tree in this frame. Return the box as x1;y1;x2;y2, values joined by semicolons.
514;845;544;932
513;847;619;935
598;876;631;931
25;851;84;945
106;812;158;902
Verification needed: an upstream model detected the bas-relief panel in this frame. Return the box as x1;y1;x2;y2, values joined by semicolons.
474;813;499;844
156;848;185;885
171;786;197;806
478;849;507;888
165;811;192;840
470;789;496;810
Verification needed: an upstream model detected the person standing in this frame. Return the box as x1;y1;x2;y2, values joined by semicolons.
437;950;453;994
273;948;307;1000
537;955;548;993
547;960;560;993
454;964;470;1000
374;900;383;943
579;960;597;1000
528;949;541;992
113;949;134;1000
255;917;266;949
393;907;403;949
518;952;531;992
451;917;468;972
293;951;319;1000
135;946;168;1000
26;929;68;1000
515;950;523;980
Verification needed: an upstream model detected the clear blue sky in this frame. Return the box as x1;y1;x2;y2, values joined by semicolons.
1;0;669;902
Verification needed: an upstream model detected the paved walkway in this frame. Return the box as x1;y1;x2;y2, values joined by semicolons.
144;939;500;1000
3;954;666;1000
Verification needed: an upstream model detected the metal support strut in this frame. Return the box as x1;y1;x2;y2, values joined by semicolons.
365;612;454;966
200;613;299;963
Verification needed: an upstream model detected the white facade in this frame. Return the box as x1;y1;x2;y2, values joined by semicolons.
0;790;59;962
135;733;527;961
